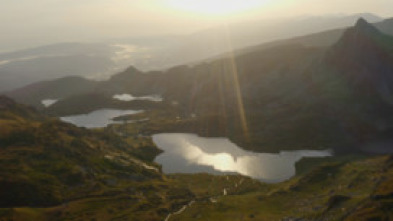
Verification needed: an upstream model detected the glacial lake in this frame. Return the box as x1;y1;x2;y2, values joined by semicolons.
113;93;163;102
41;99;58;107
153;133;332;183
60;109;142;128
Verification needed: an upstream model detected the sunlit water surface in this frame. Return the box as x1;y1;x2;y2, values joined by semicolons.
41;99;58;107
153;133;332;183
113;93;163;102
60;109;142;128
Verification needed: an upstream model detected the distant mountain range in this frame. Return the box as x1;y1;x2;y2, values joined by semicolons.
0;13;387;92
5;17;393;154
1;16;393;221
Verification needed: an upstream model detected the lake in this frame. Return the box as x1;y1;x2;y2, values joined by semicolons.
113;93;163;102
41;99;58;107
153;133;332;183
60;109;142;128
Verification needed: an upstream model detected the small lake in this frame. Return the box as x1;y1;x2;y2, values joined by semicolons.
60;109;142;128
41;99;58;107
113;93;163;102
153;133;332;183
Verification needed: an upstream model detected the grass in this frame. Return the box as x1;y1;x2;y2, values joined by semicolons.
1;151;391;221
171;155;393;221
0;97;392;220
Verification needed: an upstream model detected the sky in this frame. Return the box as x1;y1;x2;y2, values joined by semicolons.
0;0;392;52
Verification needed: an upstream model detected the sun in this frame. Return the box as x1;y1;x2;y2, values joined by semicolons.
165;0;269;16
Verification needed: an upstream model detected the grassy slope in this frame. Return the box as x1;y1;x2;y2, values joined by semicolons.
171;155;393;221
0;98;392;220
1;155;391;221
0;98;266;220
0;174;265;221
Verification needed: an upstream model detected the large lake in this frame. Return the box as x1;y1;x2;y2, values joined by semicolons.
60;109;142;128
153;133;332;183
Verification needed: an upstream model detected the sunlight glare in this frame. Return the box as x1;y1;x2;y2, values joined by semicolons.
166;0;270;16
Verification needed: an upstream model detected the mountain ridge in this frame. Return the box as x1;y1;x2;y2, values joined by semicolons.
4;18;393;153
326;18;393;105
0;14;390;92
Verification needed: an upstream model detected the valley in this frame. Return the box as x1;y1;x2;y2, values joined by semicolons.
0;96;392;220
0;16;392;221
7;18;393;153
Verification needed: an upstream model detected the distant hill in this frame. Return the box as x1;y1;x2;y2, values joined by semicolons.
0;14;388;92
6;76;98;107
1;97;392;220
130;13;384;70
0;96;162;208
5;18;393;153
326;18;393;104
226;16;393;59
0;43;119;91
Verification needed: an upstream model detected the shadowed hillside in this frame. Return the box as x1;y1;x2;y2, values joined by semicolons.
0;96;392;220
6;18;393;153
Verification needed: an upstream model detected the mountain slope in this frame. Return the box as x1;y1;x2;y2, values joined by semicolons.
0;43;120;91
232;16;393;58
5;18;393;153
1;14;388;92
7;17;393;106
326;18;393;104
1;97;392;221
5;76;98;108
141;18;393;152
0;97;269;220
0;96;162;208
171;155;393;221
145;13;384;70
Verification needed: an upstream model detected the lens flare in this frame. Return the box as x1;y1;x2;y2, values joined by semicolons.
166;0;270;16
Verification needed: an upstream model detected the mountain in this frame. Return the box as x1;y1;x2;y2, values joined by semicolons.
231;16;393;58
0;43;117;91
0;96;163;207
0;14;387;92
0;96;210;220
6;76;98;108
130;13;384;70
1;98;392;221
4;18;393;153
171;155;393;221
326;18;393;104
192;13;383;51
0;97;272;220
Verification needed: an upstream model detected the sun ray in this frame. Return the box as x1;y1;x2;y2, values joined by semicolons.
165;0;270;16
221;25;250;141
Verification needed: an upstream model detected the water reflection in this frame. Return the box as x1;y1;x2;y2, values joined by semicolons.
153;133;332;183
41;99;58;107
60;109;142;128
113;93;163;102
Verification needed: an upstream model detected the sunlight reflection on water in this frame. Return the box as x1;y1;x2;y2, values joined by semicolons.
153;133;332;183
60;109;142;128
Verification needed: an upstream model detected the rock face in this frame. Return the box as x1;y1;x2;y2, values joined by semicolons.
327;18;393;105
4;18;393;153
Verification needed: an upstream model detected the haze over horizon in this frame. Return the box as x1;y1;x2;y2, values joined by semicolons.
1;0;392;52
1;1;393;220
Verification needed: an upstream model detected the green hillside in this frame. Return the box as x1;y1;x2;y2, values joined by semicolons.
5;19;393;154
0;96;392;221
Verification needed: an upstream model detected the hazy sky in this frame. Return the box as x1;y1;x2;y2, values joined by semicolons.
0;0;392;52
